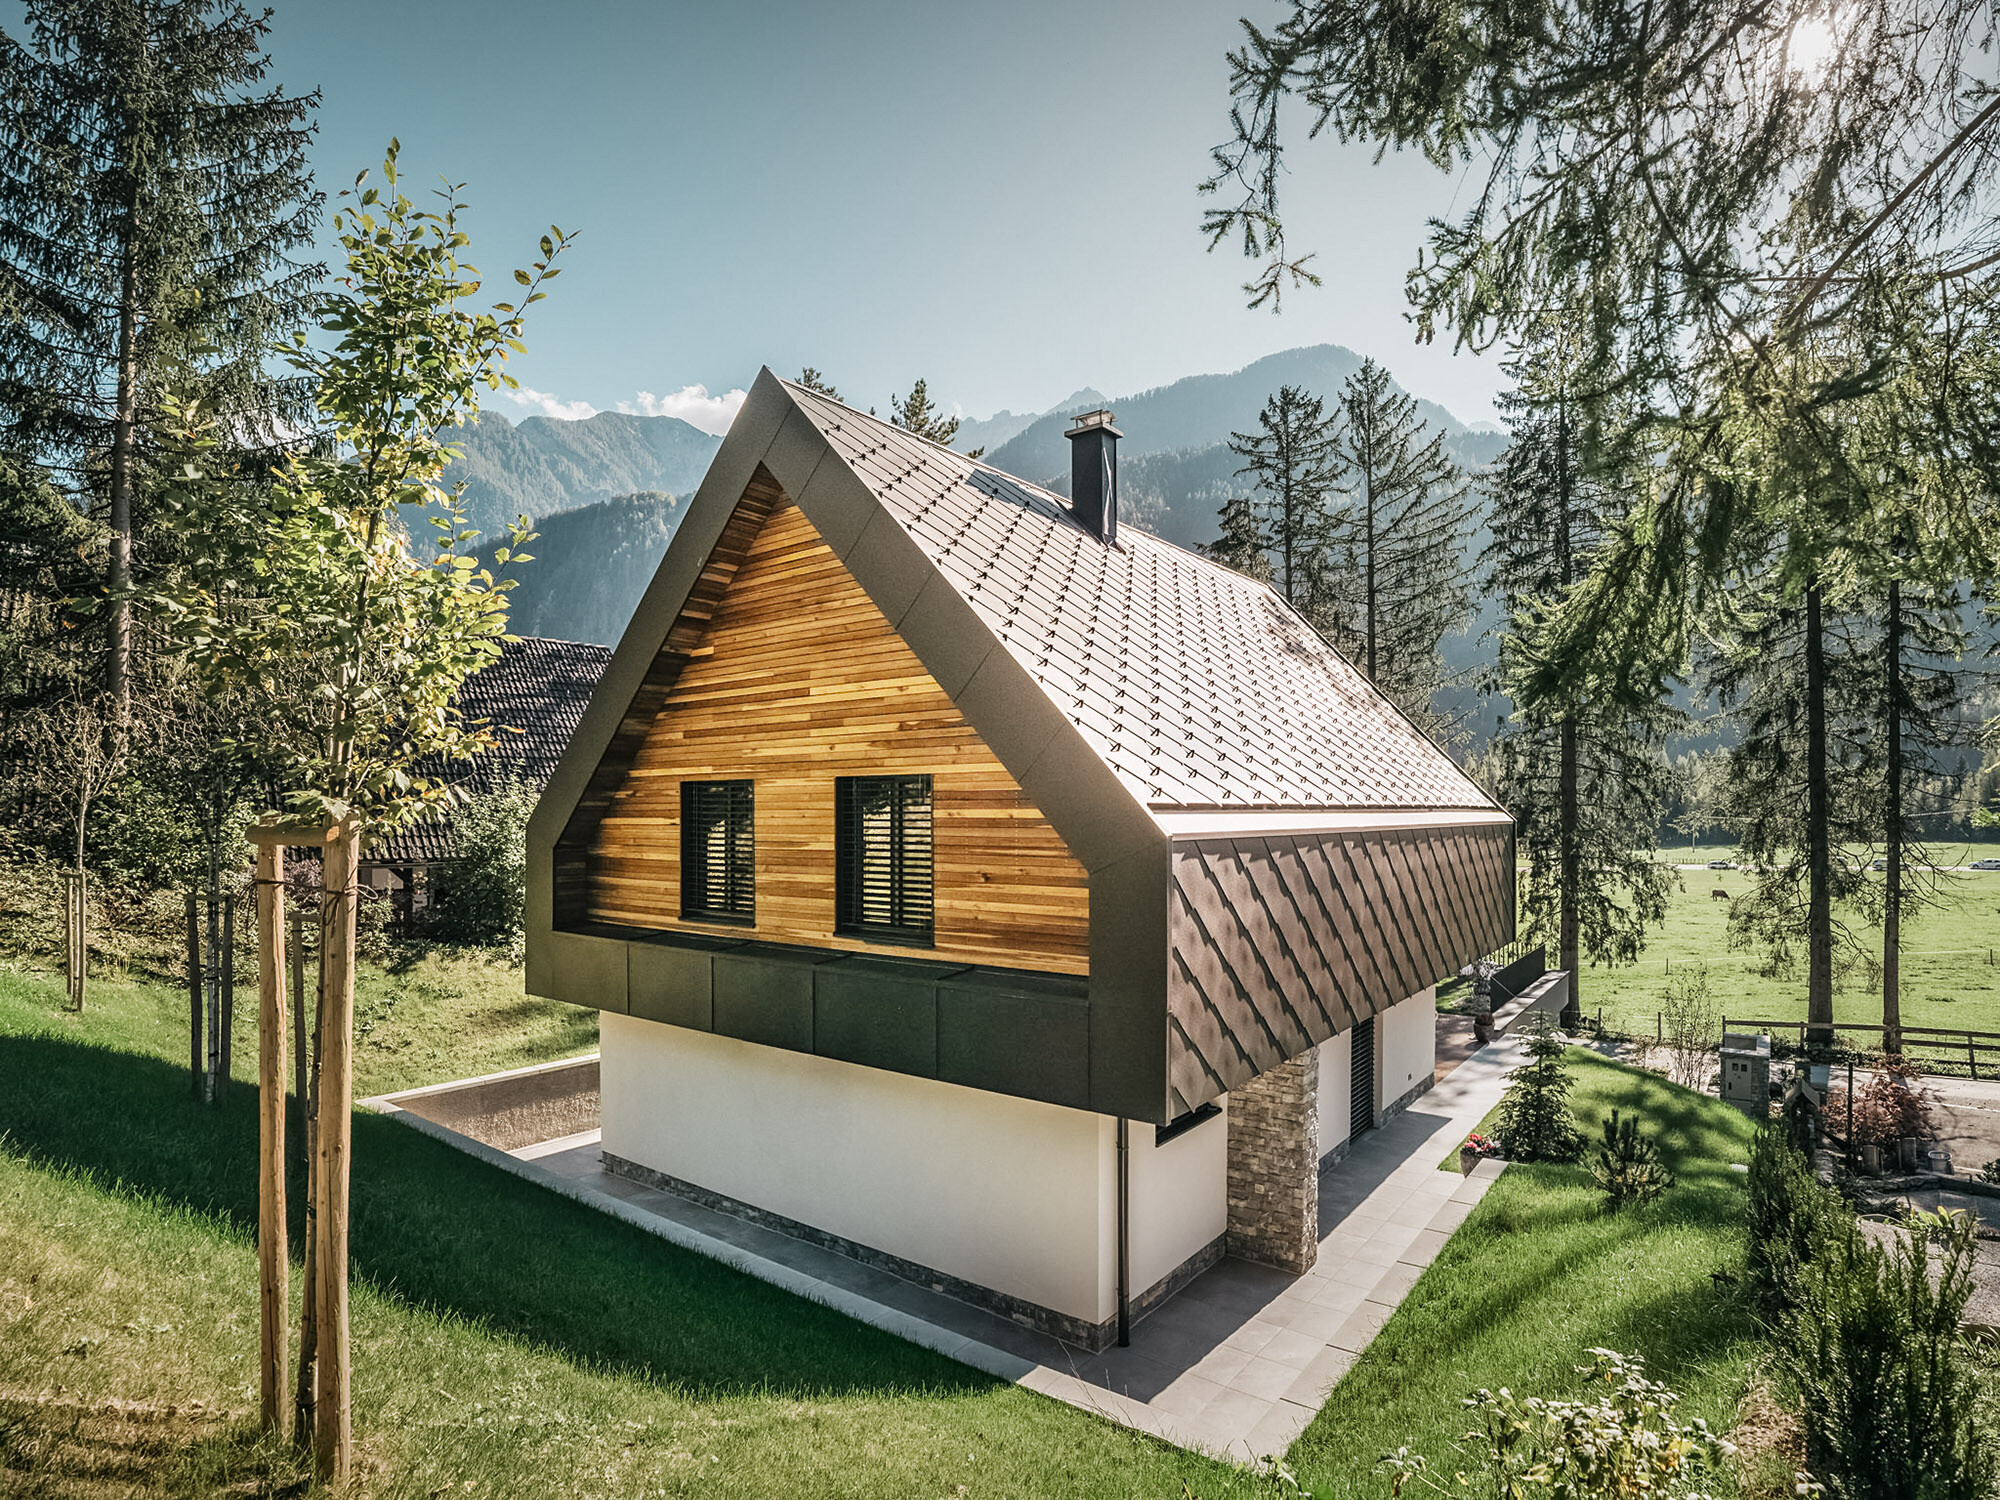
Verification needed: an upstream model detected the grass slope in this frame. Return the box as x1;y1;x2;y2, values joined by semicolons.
1;975;1763;1496
1293;1050;1760;1500
0;972;1260;1498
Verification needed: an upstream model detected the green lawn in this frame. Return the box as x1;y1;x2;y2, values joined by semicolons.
0;971;1766;1497
1567;848;2000;1043
0;945;598;1099
1295;1049;1762;1500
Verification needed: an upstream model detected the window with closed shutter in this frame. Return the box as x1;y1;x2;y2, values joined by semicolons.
680;780;754;923
834;775;934;944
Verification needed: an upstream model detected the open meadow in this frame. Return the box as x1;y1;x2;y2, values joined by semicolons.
1566;846;2000;1047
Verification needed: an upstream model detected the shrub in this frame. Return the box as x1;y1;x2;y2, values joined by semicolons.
1590;1109;1674;1210
1828;1055;1938;1155
1979;1157;1999;1186
1660;962;1720;1090
1381;1348;1733;1500
1772;1208;1993;1500
429;780;535;955
1494;1013;1584;1162
1746;1124;1851;1318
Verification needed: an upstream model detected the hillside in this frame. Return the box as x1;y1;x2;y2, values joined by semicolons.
488;492;685;645
444;409;719;538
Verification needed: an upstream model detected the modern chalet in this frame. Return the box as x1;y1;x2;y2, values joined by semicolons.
526;369;1514;1348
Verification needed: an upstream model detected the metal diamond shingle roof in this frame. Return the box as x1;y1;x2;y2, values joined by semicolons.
370;635;612;864
784;383;1495;814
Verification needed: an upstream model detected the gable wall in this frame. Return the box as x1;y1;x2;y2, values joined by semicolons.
584;498;1090;975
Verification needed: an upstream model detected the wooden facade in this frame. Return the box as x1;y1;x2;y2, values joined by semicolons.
584;496;1091;976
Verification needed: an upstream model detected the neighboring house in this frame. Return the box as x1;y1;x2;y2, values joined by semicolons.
363;635;610;923
526;371;1514;1349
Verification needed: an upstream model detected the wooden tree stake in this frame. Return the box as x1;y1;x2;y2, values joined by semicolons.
250;824;289;1436
314;816;361;1483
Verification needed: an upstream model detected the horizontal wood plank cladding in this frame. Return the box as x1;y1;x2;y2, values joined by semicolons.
583;498;1089;974
1165;821;1513;1113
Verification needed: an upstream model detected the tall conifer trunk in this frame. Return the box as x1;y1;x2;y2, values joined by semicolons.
1882;576;1903;1055
108;219;139;718
1554;400;1579;1018
1804;579;1834;1046
1364;467;1378;681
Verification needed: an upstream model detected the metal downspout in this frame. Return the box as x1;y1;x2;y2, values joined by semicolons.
1116;1117;1131;1346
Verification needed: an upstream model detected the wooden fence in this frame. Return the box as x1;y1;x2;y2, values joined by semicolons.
1720;1016;2000;1080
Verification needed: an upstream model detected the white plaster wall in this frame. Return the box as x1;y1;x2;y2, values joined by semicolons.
599;1012;1107;1323
1380;986;1437;1104
1123;1105;1228;1301
1317;1031;1352;1157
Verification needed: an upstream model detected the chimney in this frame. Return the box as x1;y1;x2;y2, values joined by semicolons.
1064;409;1121;545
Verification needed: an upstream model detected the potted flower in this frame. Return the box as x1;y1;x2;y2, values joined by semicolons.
1460;1131;1499;1175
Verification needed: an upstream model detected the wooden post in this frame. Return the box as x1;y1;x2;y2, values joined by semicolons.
250;826;289;1437
289;909;309;1119
186;892;203;1099
315;816;361;1483
219;893;235;1100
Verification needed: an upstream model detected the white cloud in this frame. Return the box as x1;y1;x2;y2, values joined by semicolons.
616;384;746;436
502;385;600;421
498;381;747;435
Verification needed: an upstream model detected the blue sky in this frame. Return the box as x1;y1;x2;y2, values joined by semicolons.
265;1;1504;435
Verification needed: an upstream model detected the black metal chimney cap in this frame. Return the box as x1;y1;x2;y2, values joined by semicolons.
1064;409;1122;440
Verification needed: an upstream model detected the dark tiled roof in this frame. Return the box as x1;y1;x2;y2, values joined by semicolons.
785;385;1495;814
370;635;611;865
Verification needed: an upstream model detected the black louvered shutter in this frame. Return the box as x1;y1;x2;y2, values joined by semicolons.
835;775;933;944
680;780;754;922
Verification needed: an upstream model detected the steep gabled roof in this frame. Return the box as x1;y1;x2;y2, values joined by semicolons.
782;383;1495;816
371;635;610;864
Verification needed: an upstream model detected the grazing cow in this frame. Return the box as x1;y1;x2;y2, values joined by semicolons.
1711;888;1729;900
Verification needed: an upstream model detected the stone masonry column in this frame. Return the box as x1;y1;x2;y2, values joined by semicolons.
1225;1048;1320;1274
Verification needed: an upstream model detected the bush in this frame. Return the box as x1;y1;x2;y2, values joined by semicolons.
1660;962;1720;1090
1773;1208;1993;1500
1828;1055;1938;1155
1745;1124;1850;1317
429;780;535;955
1494;1013;1584;1162
1980;1157;1999;1186
1381;1348;1734;1500
1590;1109;1674;1211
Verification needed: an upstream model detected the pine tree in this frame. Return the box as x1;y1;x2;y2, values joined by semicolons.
1225;383;1341;613
1710;568;1876;1019
1484;336;1672;1015
1326;359;1471;728
1201;493;1274;584
1868;571;1965;1053
0;0;321;713
796;367;841;399
889;378;979;457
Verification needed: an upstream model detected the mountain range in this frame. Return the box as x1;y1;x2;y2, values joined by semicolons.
467;345;1508;658
443;409;720;539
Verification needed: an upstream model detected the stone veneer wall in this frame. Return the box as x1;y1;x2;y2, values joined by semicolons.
1225;1049;1320;1274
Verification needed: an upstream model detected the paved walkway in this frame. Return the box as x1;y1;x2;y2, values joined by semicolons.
369;1032;1532;1464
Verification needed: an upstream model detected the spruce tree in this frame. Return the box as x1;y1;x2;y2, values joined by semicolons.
0;0;320;712
1226;384;1342;616
888;378;978;456
1326;359;1471;729
1709;567;1876;1022
1484;335;1672;1015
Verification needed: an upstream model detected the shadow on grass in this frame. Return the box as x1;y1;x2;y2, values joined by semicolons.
0;1033;993;1402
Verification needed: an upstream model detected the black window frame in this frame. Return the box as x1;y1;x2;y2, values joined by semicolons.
679;779;755;925
834;774;935;946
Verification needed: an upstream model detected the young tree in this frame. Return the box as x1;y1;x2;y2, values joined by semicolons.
1225;383;1342;617
155;143;568;1480
1326;359;1472;729
0;0;320;712
1484;334;1672;1015
1200;493;1275;584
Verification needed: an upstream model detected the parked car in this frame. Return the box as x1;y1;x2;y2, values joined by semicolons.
1972;857;2000;871
1707;858;1735;870
1870;858;1887;871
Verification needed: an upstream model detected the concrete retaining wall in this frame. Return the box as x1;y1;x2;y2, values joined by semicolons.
370;1055;600;1151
